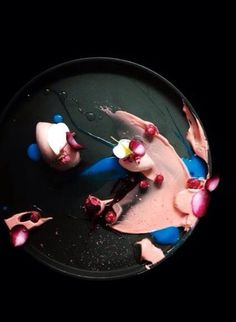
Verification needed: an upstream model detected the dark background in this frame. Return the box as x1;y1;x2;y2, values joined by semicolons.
0;18;231;311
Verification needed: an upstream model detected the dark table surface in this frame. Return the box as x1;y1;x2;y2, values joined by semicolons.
0;34;229;305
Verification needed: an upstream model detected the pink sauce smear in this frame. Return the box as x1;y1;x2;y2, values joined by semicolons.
101;104;209;235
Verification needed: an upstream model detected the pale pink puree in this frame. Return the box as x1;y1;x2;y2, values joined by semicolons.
102;104;209;234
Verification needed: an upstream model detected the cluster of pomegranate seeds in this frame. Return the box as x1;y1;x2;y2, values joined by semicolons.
10;225;29;247
187;178;202;189
154;174;164;186
139;180;150;190
104;211;117;224
145;124;157;137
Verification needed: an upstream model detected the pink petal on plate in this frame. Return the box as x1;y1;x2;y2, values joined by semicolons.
66;132;84;150
191;190;211;218
10;225;29;247
205;175;220;192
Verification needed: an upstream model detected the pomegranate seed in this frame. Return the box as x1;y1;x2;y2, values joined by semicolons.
104;211;117;224
145;124;157;137
139;180;150;190
154;174;164;185
10;225;29;247
30;211;41;223
129;139;145;157
187;178;201;189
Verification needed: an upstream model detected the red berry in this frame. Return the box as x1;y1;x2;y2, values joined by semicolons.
145;124;157;137
129;139;145;157
30;211;41;223
104;211;117;224
187;178;201;189
154;174;164;185
85;195;101;207
84;195;101;217
139;180;149;190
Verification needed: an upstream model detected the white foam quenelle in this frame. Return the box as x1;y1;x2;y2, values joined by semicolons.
47;123;69;155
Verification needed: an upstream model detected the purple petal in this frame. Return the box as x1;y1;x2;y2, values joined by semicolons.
205;175;220;192
10;225;29;247
191;190;210;218
66;132;84;150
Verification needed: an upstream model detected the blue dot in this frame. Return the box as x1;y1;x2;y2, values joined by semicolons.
52;114;63;123
182;155;208;179
27;143;41;161
151;226;180;245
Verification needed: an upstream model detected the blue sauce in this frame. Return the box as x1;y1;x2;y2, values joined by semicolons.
182;154;208;179
151;226;180;245
27;143;41;161
52;114;64;123
80;156;128;181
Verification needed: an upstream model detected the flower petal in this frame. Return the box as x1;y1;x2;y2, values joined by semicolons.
10;225;29;247
113;139;131;159
205;175;220;192
66;132;84;150
191;190;210;218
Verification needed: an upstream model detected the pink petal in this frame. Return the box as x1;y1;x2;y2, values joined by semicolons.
205;175;220;192
66;132;84;150
191;190;210;218
10;225;29;247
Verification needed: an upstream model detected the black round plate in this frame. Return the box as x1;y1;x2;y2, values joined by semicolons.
0;58;210;280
